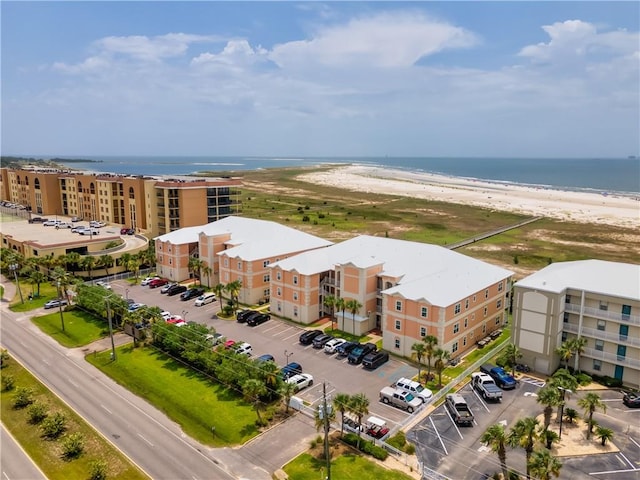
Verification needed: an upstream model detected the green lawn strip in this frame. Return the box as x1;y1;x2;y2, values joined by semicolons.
10;282;59;312
32;309;108;348
86;345;259;446
322;327;371;344
1;356;148;480
284;452;414;480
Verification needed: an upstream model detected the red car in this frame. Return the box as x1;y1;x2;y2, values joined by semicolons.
166;316;185;325
224;340;236;349
149;278;169;288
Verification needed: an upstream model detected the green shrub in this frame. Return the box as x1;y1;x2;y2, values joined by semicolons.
89;460;108;480
0;349;9;368
27;402;48;424
387;431;407;450
341;433;388;460
13;386;34;408
576;372;592;386
61;432;85;459
41;412;66;439
405;443;415;455
2;374;15;391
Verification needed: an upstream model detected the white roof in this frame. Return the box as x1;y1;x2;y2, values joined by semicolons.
155;217;332;261
516;260;640;301
272;235;513;306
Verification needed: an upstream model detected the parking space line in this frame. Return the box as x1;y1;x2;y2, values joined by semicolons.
430;416;448;455
282;332;300;341
591;468;639;476
444;408;464;440
261;324;281;333
629;437;640;449
471;389;491;413
618;452;635;469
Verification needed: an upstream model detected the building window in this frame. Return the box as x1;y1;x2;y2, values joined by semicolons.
593;359;602;371
263;260;270;268
463;336;467;346
565;294;571;304
293;292;298;301
293;275;298;285
485;289;489;299
454;303;461;314
421;307;427;318
498;281;503;292
237;261;242;270
395;300;402;312
264;288;270;298
277;287;281;296
263;274;270;282
464;318;468;328
563;312;569;323
276;271;281;280
484;307;488;317
599;301;608;311
473;295;476;303
597;319;606;331
497;299;502;309
465;299;469;310
452;342;458;353
293;307;298;317
420;327;426;337
495;316;501;325
394;338;400;349
595;339;604;351
395;320;401;330
482;324;486;334
159;244;162;250
277;302;282;312
562;332;568;342
453;323;459;334
223;258;228;267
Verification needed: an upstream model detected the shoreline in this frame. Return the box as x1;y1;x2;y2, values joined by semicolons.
298;165;640;229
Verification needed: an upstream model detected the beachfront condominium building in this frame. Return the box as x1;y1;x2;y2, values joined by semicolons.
0;167;241;236
154;217;333;303
512;260;640;388
270;235;513;359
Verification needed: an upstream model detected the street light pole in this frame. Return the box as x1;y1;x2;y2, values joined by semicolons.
57;281;65;332
285;349;293;365
106;297;116;361
558;387;572;439
10;263;24;304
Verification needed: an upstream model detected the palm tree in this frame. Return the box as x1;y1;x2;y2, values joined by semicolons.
563;407;578;424
537;386;561;431
98;254;114;277
29;270;47;297
188;257;204;285
348;393;369;448
538;426;560;450
555;342;573;369
279;381;297;414
81;256;97;281
528;449;562;480
423;335;438;382
549;369;578;424
503;343;523;377
332;393;352;437
433;348;450;388
118;252;133;271
411;342;426;382
336;297;346;331
242;378;267;425
257;361;280;400
127;258;141;282
508;416;539;480
225;280;242;313
480;424;509;480
51;267;73;302
323;295;337;330
569;337;587;373
213;283;225;312
201;264;212;288
578;392;606;440
346;299;362;335
65;251;82;274
595;425;613;446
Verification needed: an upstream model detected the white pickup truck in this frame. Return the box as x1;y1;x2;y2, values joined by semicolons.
379;386;422;413
471;372;503;401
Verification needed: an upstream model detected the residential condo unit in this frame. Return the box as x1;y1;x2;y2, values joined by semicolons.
512;260;639;388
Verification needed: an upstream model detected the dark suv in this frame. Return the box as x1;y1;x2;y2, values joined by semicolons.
280;362;302;380
247;313;270;327
362;350;389;370
180;287;205;301
312;334;334;349
348;343;377;365
299;330;323;345
237;310;258;323
336;341;359;357
166;284;187;296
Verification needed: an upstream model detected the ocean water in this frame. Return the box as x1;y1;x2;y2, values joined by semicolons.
49;156;640;195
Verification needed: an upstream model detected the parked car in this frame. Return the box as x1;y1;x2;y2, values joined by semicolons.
160;282;178;294
43;220;61;226
394;377;433;403
224;339;237;349
324;338;347;354
71;225;88;233
56;222;73;229
237;309;258;323
90;221;105;228
44;298;68;309
348;343;377;365
120;227;130;234
180;288;205;301
149;278;169;289
235;342;253;356
71;216;80;222
194;292;216;306
299;330;323;345
140;276;160;286
312;334;334;349
205;333;225;346
247;313;270;327
160;311;172;321
362;350;389;370
365;416;390;439
256;354;275;363
281;362;303;380
128;303;146;312
166;284;187;296
286;373;314;392
79;228;100;236
166;316;185;326
336;341;359;357
623;392;640;408
126;228;135;235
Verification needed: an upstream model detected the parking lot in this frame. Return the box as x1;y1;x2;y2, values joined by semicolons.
106;279;421;428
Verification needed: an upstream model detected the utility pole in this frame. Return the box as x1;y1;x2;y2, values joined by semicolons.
10;263;24;304
106;297;116;361
57;281;65;332
322;382;331;480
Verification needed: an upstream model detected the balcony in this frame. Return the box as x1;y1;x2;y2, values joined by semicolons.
582;347;640;369
565;303;639;326
563;323;640;348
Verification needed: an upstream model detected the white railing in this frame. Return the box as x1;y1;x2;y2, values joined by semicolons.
583;347;640;369
565;303;639;326
563;323;640;348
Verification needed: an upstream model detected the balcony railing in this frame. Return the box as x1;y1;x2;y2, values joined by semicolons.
565;303;639;326
563;323;640;348
582;347;640;369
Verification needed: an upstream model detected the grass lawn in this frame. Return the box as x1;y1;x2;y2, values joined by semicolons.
32;308;108;348
1;355;148;480
284;453;414;480
86;344;259;446
10;281;59;312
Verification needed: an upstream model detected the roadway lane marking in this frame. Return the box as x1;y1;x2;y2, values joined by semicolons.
68;380;78;388
42;359;50;366
138;433;154;447
430;416;448;455
3;471;10;480
101;404;113;415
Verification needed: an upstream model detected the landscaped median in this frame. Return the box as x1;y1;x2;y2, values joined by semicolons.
1;353;148;480
85;344;260;446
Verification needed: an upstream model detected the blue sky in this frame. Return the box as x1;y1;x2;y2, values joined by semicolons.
2;1;638;158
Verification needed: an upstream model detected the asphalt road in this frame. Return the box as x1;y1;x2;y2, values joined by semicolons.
1;424;46;480
0;306;268;480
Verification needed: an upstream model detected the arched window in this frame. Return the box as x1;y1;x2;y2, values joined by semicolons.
90;183;96;194
129;187;135;199
34;178;41;189
16;176;21;185
25;177;29;186
78;181;83;192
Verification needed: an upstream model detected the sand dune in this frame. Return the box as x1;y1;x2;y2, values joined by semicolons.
298;165;639;229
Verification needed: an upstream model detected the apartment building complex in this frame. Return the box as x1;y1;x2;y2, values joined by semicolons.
270;235;513;360
155;217;333;303
512;260;639;388
0;167;241;237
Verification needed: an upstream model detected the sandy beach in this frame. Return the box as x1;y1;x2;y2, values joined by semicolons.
298;165;639;229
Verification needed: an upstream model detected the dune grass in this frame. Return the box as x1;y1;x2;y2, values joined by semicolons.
0;355;148;480
85;344;259;446
284;452;414;480
32;308;108;348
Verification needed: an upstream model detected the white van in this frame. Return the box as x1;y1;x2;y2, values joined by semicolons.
194;292;216;307
394;377;433;403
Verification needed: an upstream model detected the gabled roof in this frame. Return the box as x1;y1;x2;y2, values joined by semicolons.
515;260;640;301
155;217;332;260
272;235;513;306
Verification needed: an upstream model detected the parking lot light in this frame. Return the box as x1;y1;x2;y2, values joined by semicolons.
57;280;65;332
285;349;293;365
557;387;572;439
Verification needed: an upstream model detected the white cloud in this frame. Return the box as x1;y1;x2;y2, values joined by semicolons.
191;40;269;68
97;33;220;61
270;11;477;68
